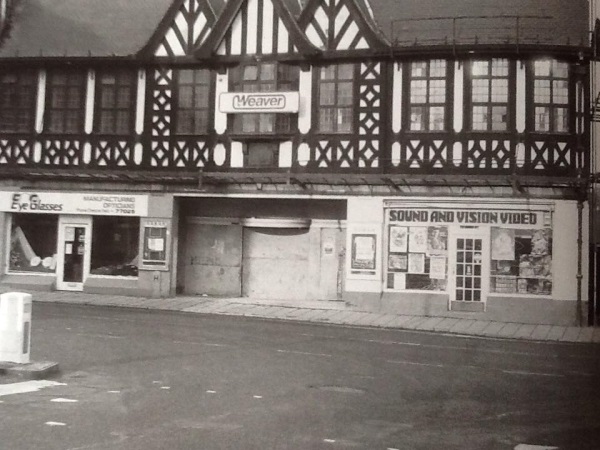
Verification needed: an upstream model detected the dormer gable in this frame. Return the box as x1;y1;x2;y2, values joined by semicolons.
195;0;321;58
141;0;220;58
298;0;387;51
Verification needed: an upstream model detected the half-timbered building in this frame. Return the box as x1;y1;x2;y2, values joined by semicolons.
0;0;592;325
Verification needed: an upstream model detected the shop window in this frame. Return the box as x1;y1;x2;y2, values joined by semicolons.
230;63;297;134
490;228;552;295
408;60;447;131
470;59;510;131
317;64;354;133
386;225;448;291
96;69;135;134
90;216;139;277
8;214;58;273
0;69;37;133
174;68;211;134
533;60;569;133
45;69;86;134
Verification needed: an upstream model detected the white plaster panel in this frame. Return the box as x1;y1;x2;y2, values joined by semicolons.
261;0;274;54
230;141;244;167
516;61;526;133
347;197;384;222
231;14;243;55
84;70;95;134
277;19;288;53
392;63;402;133
453;61;464;133
35;70;46;134
136;70;146;135
298;68;312;134
214;72;229;134
246;0;258;54
278;141;293;167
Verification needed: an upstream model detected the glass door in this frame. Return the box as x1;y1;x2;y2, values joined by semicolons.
56;217;91;291
450;230;489;304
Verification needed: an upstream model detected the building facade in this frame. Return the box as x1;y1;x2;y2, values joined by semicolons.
0;0;592;325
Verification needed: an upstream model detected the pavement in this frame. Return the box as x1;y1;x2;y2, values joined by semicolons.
6;289;600;345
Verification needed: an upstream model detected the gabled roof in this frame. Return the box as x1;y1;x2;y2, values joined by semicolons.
0;0;175;58
364;0;590;49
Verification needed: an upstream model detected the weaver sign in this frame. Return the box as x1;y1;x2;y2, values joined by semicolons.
219;91;299;113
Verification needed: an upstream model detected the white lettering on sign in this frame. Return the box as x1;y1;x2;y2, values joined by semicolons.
219;91;299;113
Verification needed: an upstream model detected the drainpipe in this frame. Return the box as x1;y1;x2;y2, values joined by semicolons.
577;197;584;326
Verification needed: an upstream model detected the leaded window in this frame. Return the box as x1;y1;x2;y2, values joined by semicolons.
318;64;354;133
408;60;447;131
0;69;37;133
230;63;297;133
470;59;510;131
46;70;86;134
96;70;135;134
175;69;210;134
533;60;569;133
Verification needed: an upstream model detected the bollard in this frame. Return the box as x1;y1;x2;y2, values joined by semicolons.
0;292;32;364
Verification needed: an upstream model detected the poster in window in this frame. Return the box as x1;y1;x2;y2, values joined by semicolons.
429;256;446;279
389;226;408;253
492;228;515;260
351;234;376;270
409;227;427;253
394;272;406;290
388;253;408;271
427;226;447;255
408;253;425;274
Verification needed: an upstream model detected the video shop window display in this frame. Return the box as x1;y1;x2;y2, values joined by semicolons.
490;227;552;295
90;216;139;277
386;225;448;290
8;213;58;273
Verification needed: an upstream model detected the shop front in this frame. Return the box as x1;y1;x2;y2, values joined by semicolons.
345;197;586;326
0;190;160;295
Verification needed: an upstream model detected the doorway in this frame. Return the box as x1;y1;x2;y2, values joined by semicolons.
449;229;489;309
56;216;91;291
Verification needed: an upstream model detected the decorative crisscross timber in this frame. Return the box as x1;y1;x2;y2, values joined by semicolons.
315;140;353;168
154;0;214;57
0;139;34;165
41;140;81;166
402;139;450;170
150;141;170;167
356;62;381;168
530;140;573;171
466;139;511;170
151;68;173;138
92;141;133;167
304;0;369;50
172;140;210;167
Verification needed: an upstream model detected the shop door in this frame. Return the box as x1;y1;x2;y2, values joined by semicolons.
449;230;489;304
56;217;92;291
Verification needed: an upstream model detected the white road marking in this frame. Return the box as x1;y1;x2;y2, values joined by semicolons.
173;340;230;347
323;439;336;443
45;422;66;427
387;360;444;368
160;386;170;390
152;381;162;384
50;398;78;403
276;349;332;357
206;390;216;394
74;333;124;339
0;380;66;397
503;370;564;378
514;445;559;449
107;391;121;394
253;395;262;399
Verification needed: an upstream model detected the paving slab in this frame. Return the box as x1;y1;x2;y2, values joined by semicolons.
576;327;595;343
383;315;414;328
559;326;582;342
464;321;492;335
496;322;522;338
433;318;460;332
512;324;536;339
402;316;429;330
448;319;476;334
545;326;567;341
415;317;446;331
368;315;398;328
481;321;507;337
530;325;552;341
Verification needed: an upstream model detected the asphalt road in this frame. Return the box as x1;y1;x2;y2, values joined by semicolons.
1;303;599;450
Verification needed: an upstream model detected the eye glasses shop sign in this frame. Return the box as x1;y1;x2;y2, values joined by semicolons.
1;192;149;216
219;92;299;113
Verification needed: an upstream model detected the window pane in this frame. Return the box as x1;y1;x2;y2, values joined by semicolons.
491;106;507;130
51;88;66;108
259;113;274;132
491;79;508;102
319;108;335;132
116;87;131;108
535;106;550;131
534;60;551;77
179;69;194;84
430;106;445;130
242;114;257;132
430;60;446;77
410;107;424;130
472;61;489;76
429;79;446;103
90;216;139;277
179;86;194;108
338;64;354;80
337;82;353;106
472;106;488;130
553;80;568;104
472;79;489;102
9;214;58;273
337;108;352;132
115;111;129;134
319;83;335;106
99;111;114;133
101;88;116;108
410;80;427;103
534;80;551;103
243;65;258;81
553;62;568;78
554;107;568;132
320;66;336;80
411;62;427;77
491;59;509;76
261;63;275;81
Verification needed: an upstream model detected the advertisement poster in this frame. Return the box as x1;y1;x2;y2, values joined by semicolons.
394;273;406;290
389;226;408;252
408;253;425;274
491;228;515;260
388;253;408;271
429;256;446;279
427;227;447;255
409;227;428;253
351;234;376;270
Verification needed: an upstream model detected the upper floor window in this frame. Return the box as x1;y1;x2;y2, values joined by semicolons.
175;69;210;134
96;70;135;135
408;60;447;131
230;62;297;134
470;59;510;131
46;70;86;134
0;69;37;133
317;64;354;133
533;60;569;133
